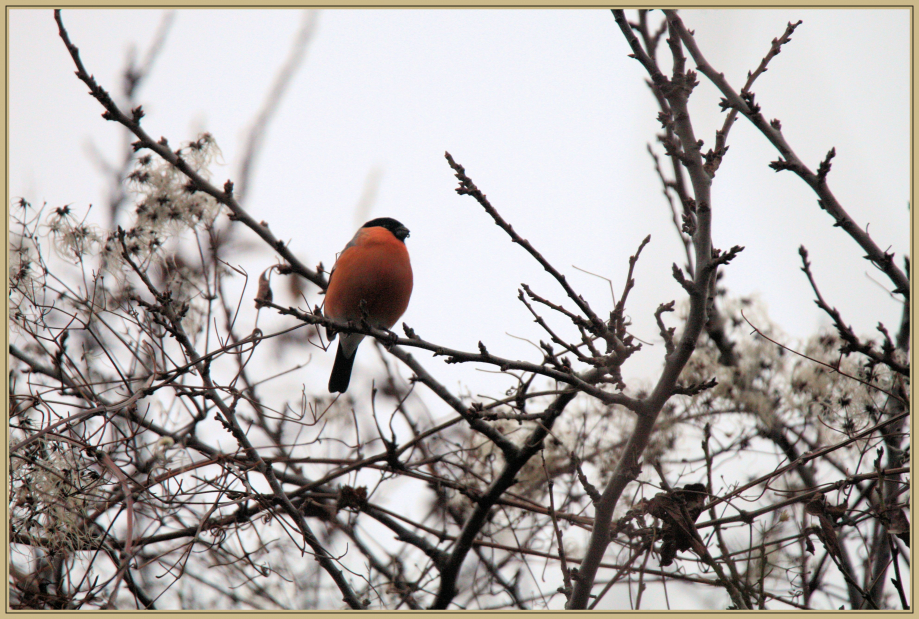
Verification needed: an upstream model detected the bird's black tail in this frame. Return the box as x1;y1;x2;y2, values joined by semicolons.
328;342;356;393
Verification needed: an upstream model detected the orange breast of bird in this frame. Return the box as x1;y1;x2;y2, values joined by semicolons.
324;226;413;329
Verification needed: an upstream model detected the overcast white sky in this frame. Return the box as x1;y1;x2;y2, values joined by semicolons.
10;7;910;405
7;8;911;610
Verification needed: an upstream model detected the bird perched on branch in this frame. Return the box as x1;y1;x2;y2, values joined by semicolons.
324;217;413;393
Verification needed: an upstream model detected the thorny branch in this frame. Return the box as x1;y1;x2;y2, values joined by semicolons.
664;10;909;299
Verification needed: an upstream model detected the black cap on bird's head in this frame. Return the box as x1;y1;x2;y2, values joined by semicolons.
363;217;410;242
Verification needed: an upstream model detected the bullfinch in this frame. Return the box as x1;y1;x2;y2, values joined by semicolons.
324;217;413;393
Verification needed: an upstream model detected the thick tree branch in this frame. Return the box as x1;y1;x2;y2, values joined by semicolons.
567;11;727;609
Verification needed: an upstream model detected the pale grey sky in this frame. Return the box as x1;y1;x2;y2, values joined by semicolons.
10;7;910;403
8;8;911;610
